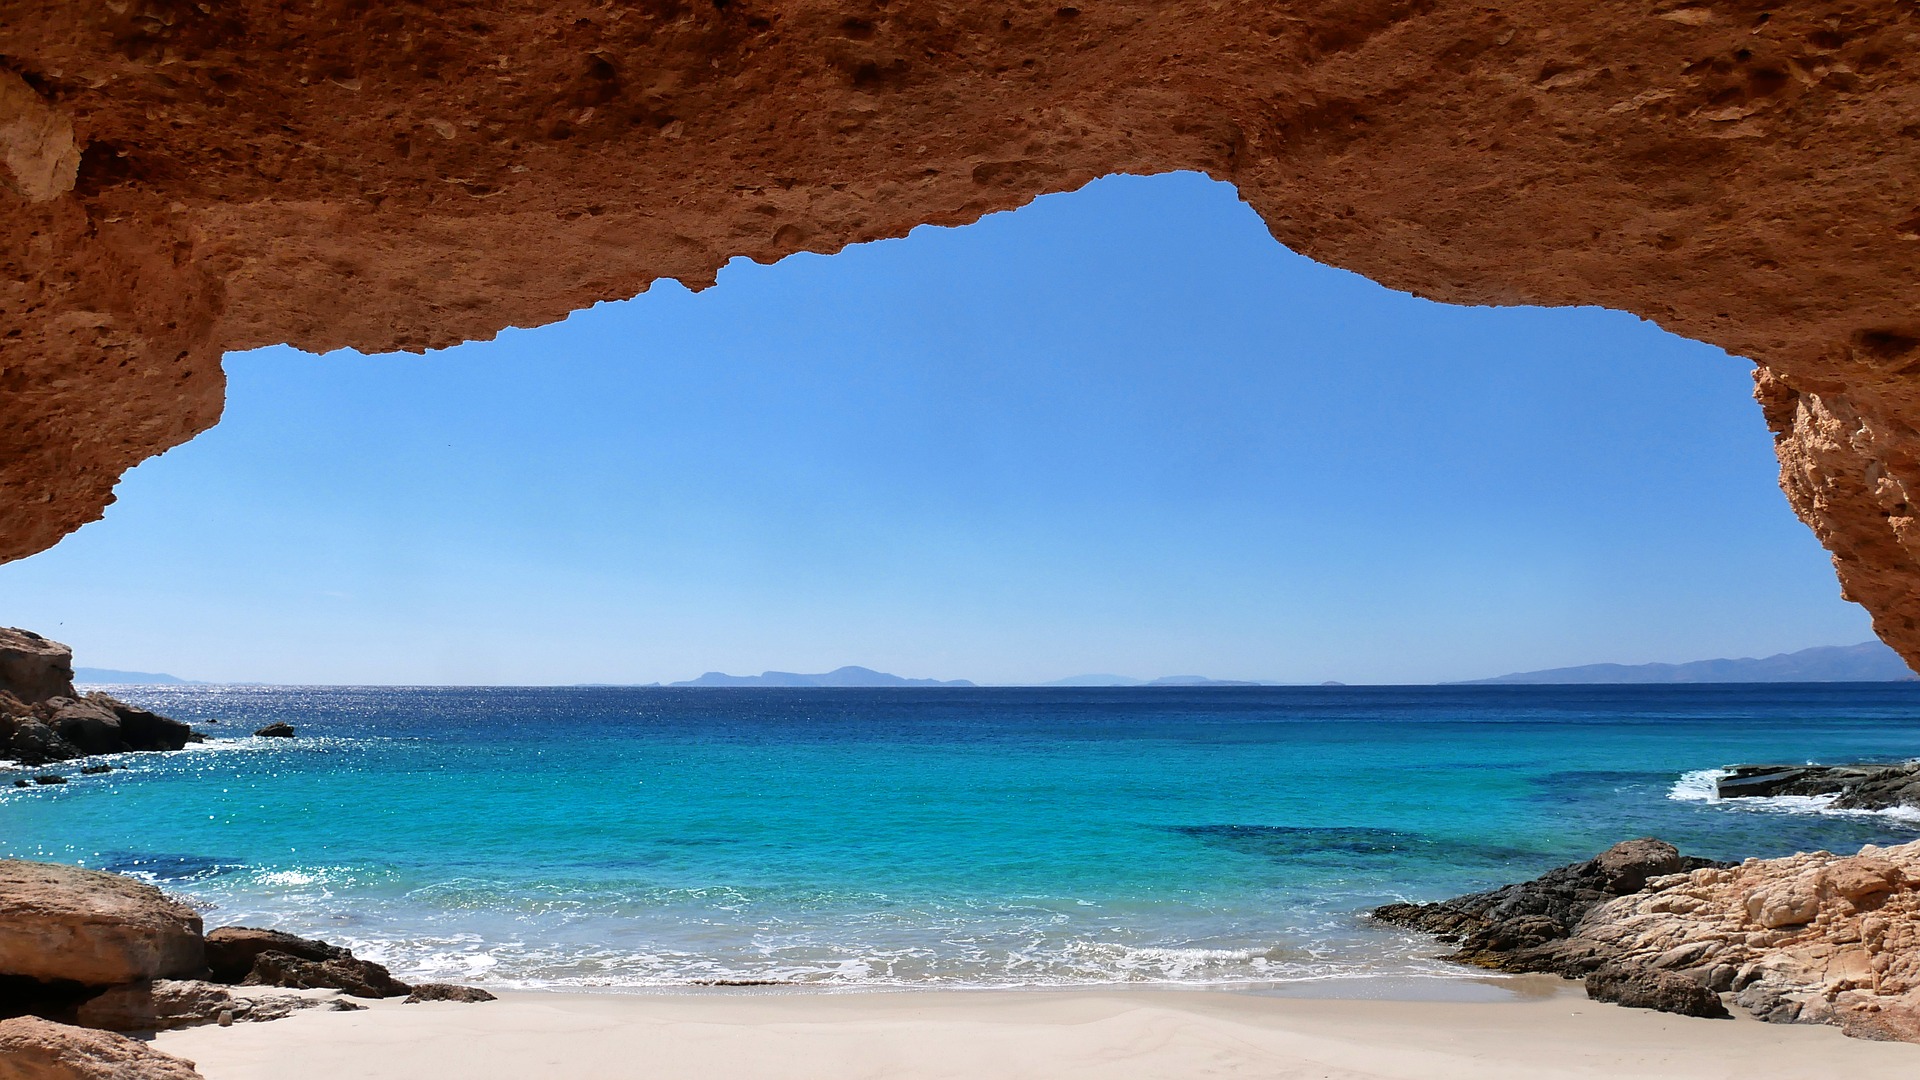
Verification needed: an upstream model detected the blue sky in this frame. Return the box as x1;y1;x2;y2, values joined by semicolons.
0;172;1872;684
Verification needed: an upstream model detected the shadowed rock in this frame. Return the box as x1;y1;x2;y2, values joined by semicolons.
252;723;295;739
1585;961;1730;1019
73;980;322;1032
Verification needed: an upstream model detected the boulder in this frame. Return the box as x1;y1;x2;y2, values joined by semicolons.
204;926;349;983
31;776;64;786
252;723;295;738
0;861;204;986
1584;961;1730;1019
0;629;76;707
0;1015;203;1080
1371;839;1724;975
243;952;409;999
6;720;81;767
404;983;496;1003
40;700;122;758
73;981;235;1032
92;697;194;753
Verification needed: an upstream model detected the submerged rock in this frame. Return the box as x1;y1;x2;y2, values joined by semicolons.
0;1015;204;1079
252;722;295;739
0;860;205;987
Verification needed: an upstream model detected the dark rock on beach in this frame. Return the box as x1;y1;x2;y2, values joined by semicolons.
404;983;497;1003
243;951;408;999
252;722;295;738
1372;839;1723;977
1584;961;1730;1019
208;926;408;998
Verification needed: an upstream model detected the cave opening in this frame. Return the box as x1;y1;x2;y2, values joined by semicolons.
0;171;1873;687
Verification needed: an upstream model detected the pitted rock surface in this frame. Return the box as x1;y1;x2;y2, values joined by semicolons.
4;3;1920;663
0;1016;204;1080
0;861;204;987
1380;839;1920;1041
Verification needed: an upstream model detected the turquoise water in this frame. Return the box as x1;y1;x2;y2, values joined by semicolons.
3;685;1918;990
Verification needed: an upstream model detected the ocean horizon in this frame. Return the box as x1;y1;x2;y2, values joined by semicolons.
5;684;1918;993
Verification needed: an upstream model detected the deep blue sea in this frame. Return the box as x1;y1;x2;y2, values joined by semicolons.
3;685;1918;991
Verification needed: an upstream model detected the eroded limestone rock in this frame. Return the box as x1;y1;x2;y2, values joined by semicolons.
0;1015;203;1080
0;861;204;987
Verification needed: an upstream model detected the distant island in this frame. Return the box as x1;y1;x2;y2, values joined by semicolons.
1043;675;1265;687
1462;641;1918;684
72;667;203;685
671;666;975;688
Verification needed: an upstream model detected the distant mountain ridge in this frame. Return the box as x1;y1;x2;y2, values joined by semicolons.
671;666;974;688
1463;642;1918;685
73;667;202;685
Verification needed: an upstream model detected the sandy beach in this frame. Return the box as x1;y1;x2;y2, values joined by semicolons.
153;983;1920;1080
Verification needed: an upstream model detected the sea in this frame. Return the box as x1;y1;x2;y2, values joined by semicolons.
3;684;1917;993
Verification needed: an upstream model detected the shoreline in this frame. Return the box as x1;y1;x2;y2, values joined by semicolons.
152;984;1920;1080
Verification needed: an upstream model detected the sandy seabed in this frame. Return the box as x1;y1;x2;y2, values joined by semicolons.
151;980;1920;1080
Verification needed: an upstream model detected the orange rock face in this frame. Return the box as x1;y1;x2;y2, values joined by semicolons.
2;2;1919;656
1575;839;1920;1041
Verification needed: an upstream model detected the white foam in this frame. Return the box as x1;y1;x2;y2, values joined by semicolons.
1667;767;1920;827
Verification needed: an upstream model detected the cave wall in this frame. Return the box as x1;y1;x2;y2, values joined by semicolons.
3;1;1919;658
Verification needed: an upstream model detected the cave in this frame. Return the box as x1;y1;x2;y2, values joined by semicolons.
4;1;1919;659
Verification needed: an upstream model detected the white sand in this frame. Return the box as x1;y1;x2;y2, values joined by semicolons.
154;983;1920;1080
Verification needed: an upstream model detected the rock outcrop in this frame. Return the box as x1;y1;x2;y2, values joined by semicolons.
1372;838;1727;971
1;629;199;767
206;926;409;999
0;861;204;988
0;859;487;1040
1716;761;1920;811
0;1016;204;1080
0;630;75;707
3;4;1920;665
1376;839;1920;1041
